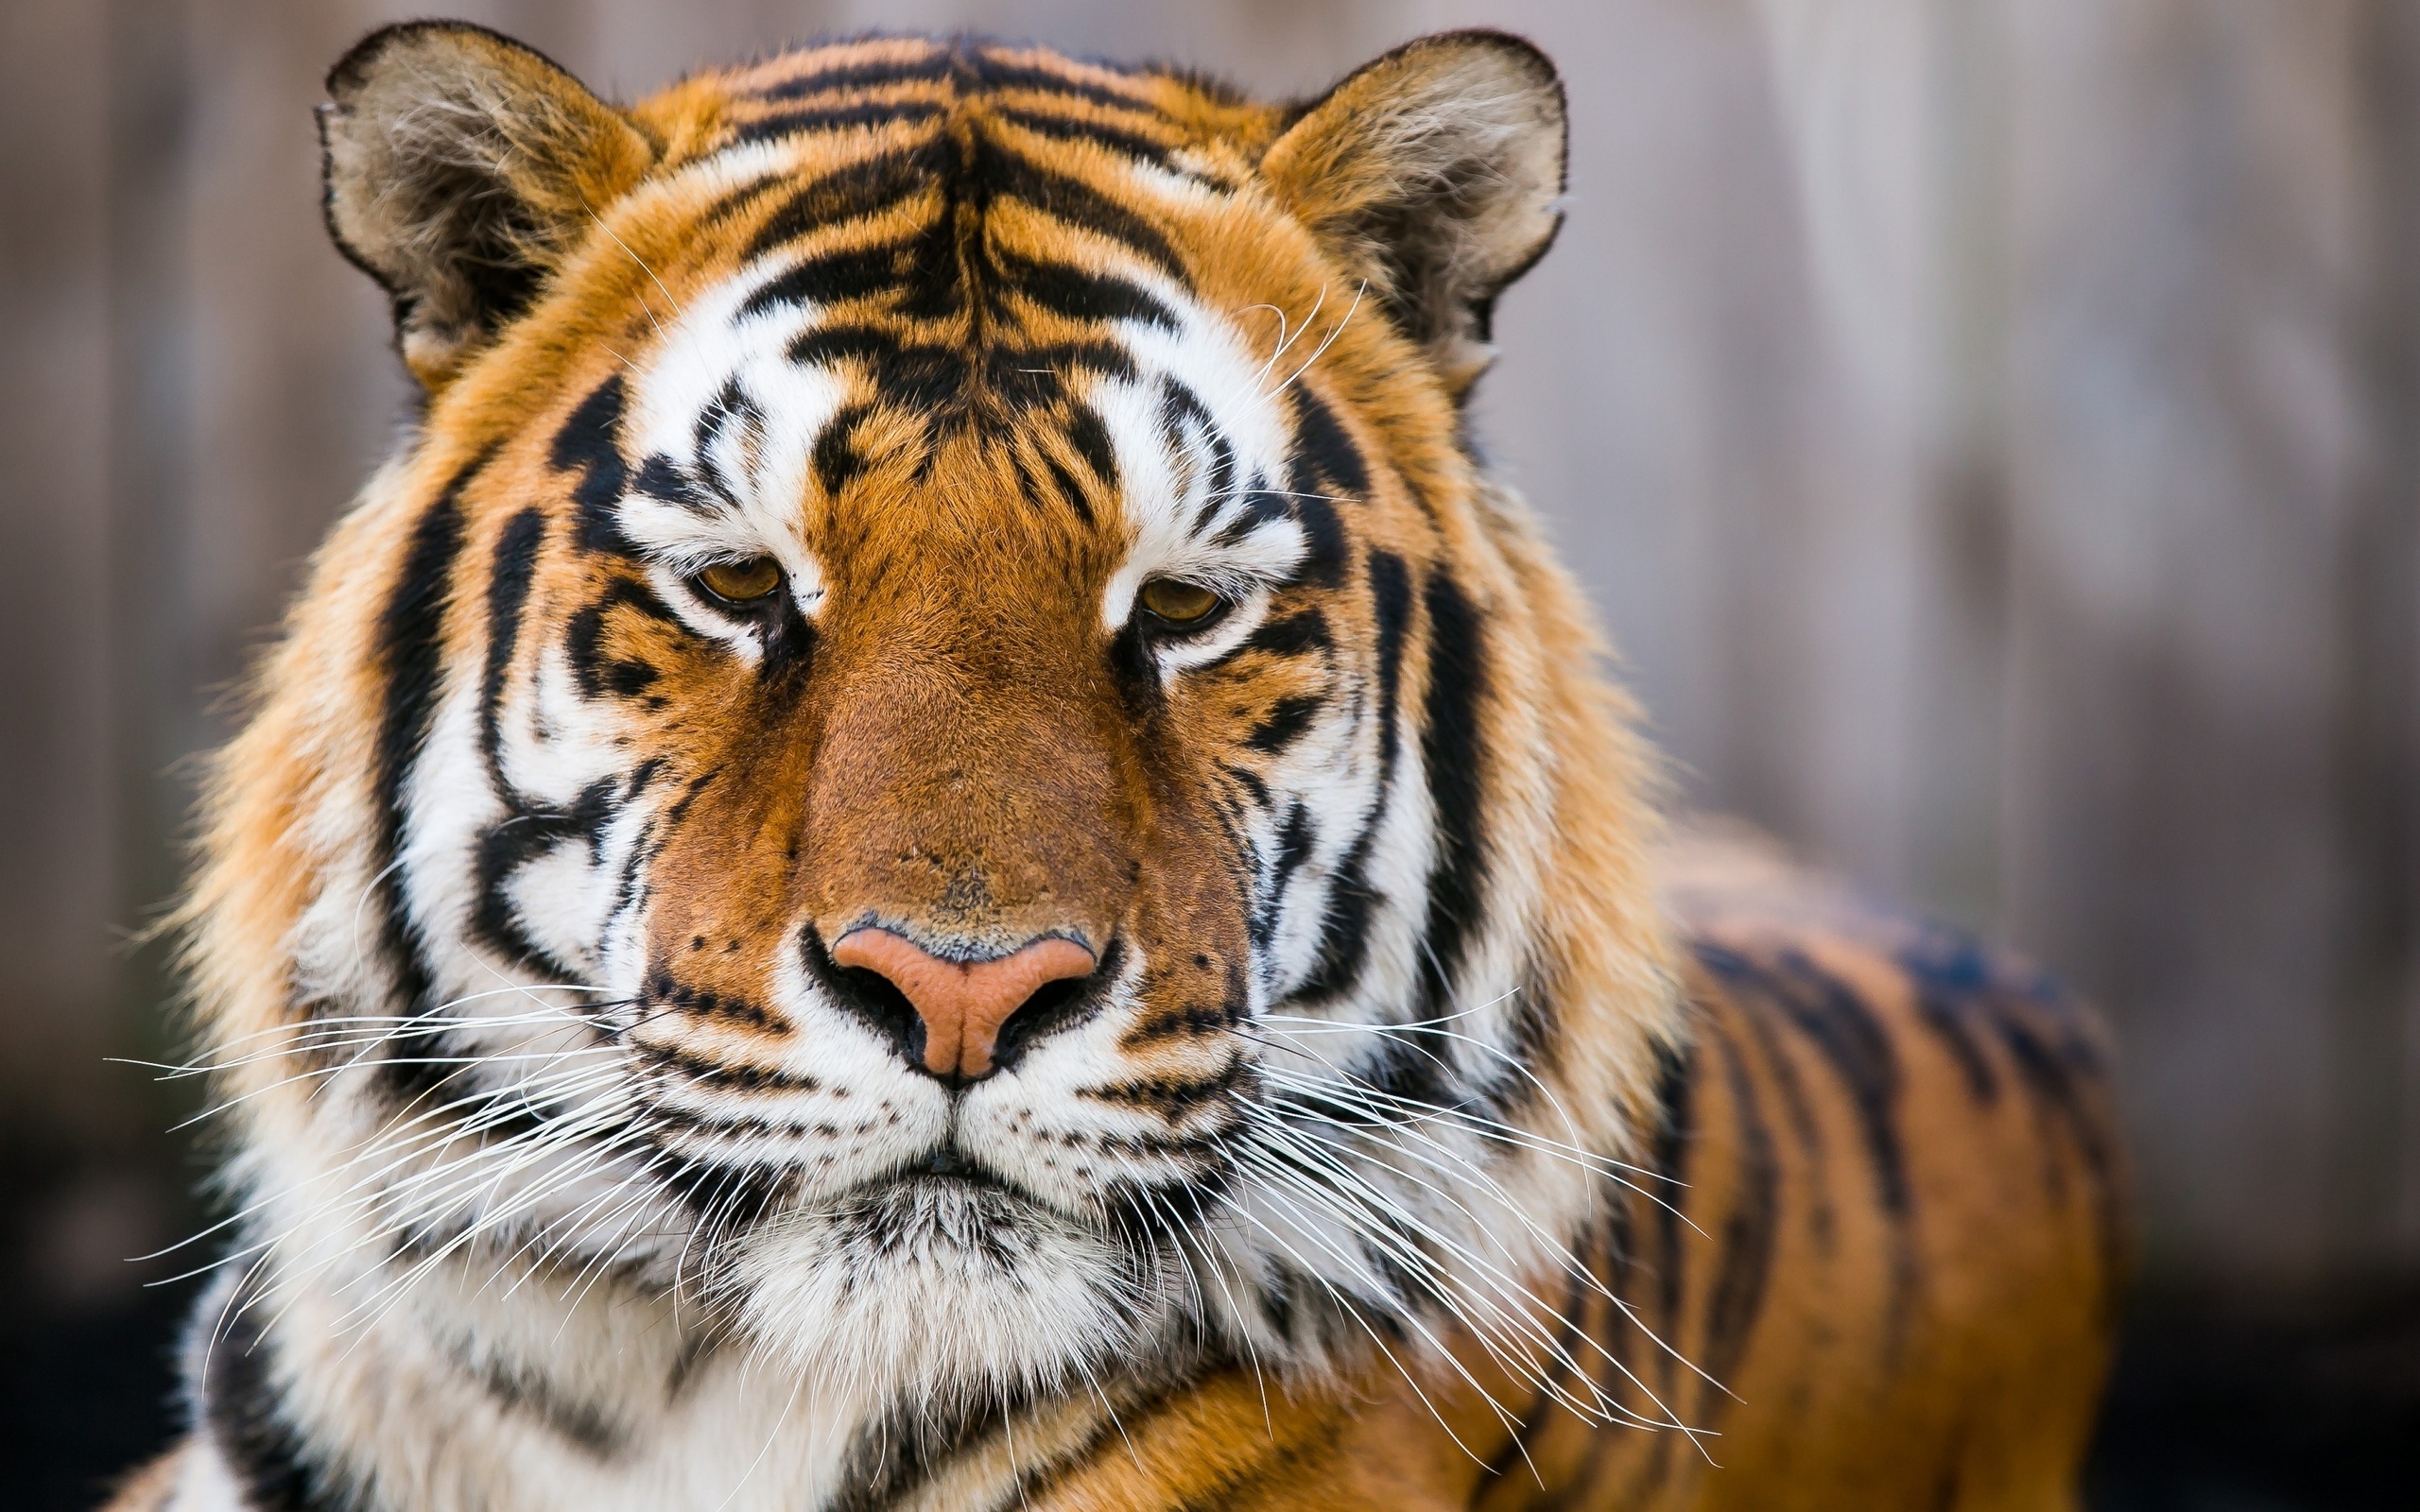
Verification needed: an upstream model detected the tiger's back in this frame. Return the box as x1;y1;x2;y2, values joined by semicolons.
1466;836;2125;1509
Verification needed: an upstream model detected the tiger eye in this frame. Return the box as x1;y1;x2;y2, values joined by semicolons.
697;557;783;605
1138;578;1223;627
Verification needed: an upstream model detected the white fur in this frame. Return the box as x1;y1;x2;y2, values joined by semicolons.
178;131;1615;1511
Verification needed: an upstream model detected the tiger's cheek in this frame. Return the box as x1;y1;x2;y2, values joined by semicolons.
1118;799;1258;1064
526;558;821;999
636;763;818;1032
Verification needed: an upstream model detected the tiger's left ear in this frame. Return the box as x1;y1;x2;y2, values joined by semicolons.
1261;31;1567;399
319;22;659;388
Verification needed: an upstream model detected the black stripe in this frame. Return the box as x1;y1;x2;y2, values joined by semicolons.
1472;1228;1595;1492
1038;443;1095;524
470;774;620;982
1284;553;1409;1006
1367;549;1413;782
1569;1179;1642;1496
998;248;1176;328
1080;1060;1247;1120
1696;1020;1779;1424
979;138;1188;281
203;1299;373;1511
814;403;873;498
1064;404;1118;486
695;170;789;234
998;1369;1203;1512
1766;949;1910;1217
645;957;786;1032
630;1038;821;1093
551;377;633;557
1288;386;1370;501
975;55;1165;114
1411;569;1490;1015
629;454;720;514
477;508;546;784
1219;761;1270;809
691;380;758;492
462;1350;623;1457
1245;694;1322;755
467;503;591;981
1644;1038;1695;1334
1902;927;2127;1302
1288;818;1381;1005
1209;486;1289;549
824;1379;1067;1512
1896;926;2002;1103
990;338;1138;394
1750;943;1923;1354
1620;1037;1697;1507
1194;434;1240;533
992;104;1175;166
652;1154;793;1229
751;53;953;102
738;244;913;319
563;577;675;699
1289;490;1350;587
367;455;482;1104
645;1102;857;1143
1241;609;1330;660
733;99;946;143
744;144;945;262
1251;801;1317;950
787;326;967;411
1705;942;1837;1254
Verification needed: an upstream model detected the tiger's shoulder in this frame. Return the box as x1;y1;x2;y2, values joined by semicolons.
1543;819;2132;1507
1661;816;2124;1222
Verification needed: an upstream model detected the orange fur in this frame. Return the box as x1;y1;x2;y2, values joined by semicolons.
125;26;2123;1512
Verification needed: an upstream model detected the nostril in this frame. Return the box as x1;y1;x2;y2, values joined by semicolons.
831;961;926;1067
989;954;1114;1073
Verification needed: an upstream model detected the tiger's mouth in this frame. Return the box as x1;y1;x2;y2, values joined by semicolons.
838;1165;1045;1239
823;1142;1071;1255
897;1144;1013;1191
715;1127;1166;1398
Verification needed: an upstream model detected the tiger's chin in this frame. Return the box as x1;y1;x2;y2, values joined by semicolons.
720;1170;1167;1405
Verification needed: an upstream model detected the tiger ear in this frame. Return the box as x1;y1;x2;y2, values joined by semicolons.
319;22;658;387
1260;31;1567;399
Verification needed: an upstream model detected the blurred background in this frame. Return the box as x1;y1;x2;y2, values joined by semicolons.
4;0;2416;1505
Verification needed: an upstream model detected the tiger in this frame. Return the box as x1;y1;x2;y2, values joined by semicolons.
105;21;2127;1512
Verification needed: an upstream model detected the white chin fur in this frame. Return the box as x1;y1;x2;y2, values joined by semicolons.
723;1177;1158;1405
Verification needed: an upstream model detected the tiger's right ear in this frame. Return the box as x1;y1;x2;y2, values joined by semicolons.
320;22;658;388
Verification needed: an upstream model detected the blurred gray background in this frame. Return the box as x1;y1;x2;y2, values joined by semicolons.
4;0;2417;1505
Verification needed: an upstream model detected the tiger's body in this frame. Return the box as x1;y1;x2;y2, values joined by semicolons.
110;25;2123;1512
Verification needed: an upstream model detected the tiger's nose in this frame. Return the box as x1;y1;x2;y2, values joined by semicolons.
829;929;1098;1080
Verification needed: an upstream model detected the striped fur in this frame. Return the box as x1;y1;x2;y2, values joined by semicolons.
109;25;2124;1511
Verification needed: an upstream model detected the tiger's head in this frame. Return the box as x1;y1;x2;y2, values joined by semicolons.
192;23;1676;1418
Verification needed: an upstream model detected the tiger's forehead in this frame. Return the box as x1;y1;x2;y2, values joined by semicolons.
606;56;1317;595
697;34;1281;163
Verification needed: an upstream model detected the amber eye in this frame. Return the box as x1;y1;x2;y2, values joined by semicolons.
1137;578;1225;628
696;557;783;606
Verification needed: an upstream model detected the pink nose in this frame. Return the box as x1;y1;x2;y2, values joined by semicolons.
829;929;1098;1079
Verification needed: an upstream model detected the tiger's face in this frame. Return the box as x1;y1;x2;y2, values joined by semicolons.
216;23;1665;1415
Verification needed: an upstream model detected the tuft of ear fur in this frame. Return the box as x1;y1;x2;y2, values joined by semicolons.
1261;31;1567;399
319;22;658;387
